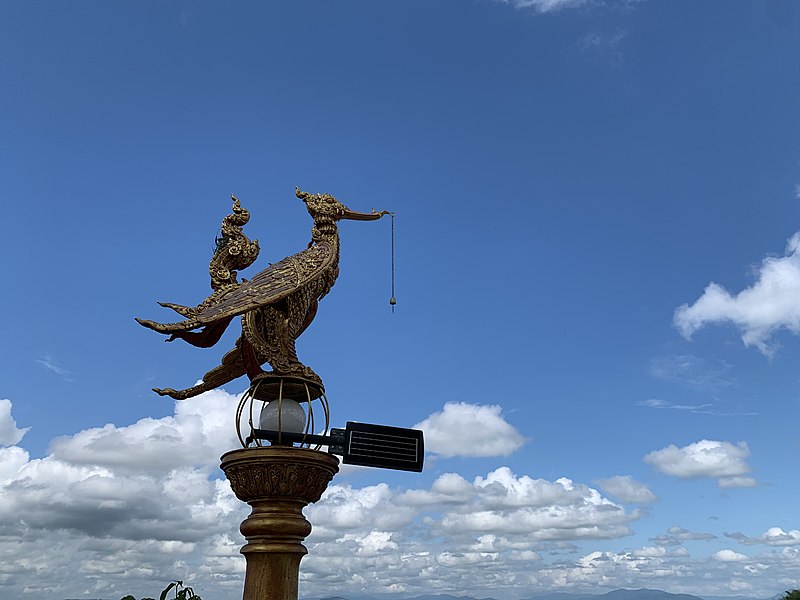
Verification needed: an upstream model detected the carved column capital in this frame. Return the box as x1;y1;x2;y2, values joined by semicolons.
221;447;339;600
222;446;338;504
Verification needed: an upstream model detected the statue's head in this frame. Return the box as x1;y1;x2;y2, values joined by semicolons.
296;187;387;222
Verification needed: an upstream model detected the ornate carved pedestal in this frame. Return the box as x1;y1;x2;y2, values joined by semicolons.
221;447;339;600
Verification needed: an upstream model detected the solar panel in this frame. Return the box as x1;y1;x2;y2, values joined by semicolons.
338;422;424;472
250;422;425;472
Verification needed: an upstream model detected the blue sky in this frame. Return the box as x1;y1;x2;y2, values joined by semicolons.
2;0;800;598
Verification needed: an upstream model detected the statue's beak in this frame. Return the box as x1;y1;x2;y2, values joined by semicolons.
341;208;390;221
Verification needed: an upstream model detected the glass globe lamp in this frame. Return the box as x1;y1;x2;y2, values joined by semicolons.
259;398;307;434
236;374;330;448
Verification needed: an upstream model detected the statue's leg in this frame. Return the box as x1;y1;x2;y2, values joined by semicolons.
283;340;322;384
241;337;266;380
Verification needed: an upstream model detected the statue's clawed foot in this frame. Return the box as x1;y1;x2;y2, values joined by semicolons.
267;364;322;386
299;365;322;385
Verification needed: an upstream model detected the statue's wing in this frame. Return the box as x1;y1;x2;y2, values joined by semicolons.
137;241;335;334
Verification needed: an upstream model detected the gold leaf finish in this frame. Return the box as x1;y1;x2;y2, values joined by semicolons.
222;447;337;504
221;447;340;600
137;188;389;399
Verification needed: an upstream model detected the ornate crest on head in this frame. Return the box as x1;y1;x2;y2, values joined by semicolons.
209;195;260;290
296;188;347;220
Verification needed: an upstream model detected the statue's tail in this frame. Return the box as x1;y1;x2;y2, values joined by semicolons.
135;316;200;334
157;302;197;318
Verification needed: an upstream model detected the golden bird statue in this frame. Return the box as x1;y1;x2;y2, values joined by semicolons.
136;188;389;400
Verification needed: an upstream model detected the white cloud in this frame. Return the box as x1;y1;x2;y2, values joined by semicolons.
632;545;667;557
595;475;657;503
712;549;748;562
413;402;525;457
307;483;417;541
309;467;638;545
637;398;757;417
0;399;29;446
638;398;713;412
494;0;590;13
303;468;642;597
506;545;792;595
650;526;716;546
674;232;800;355
644;439;754;486
648;353;734;392
49;389;238;472
494;0;643;14
0;445;29;481
757;527;800;546
727;527;800;546
718;476;758;488
302;543;800;597
35;354;72;379
399;471;475;507
0;396;792;599
0;393;249;599
432;468;639;540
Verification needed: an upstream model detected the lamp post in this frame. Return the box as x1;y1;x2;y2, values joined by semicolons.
137;191;422;600
221;446;338;600
221;375;337;600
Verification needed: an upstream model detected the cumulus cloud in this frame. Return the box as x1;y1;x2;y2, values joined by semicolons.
303;468;642;597
644;439;755;487
0;396;792;599
49;390;238;472
0;393;249;599
413;402;525;457
436;469;637;540
307;483;417;541
498;545;798;596
0;399;29;446
674;232;800;355
727;527;800;546
309;467;638;546
712;549;748;562
650;526;716;546
302;542;800;598
595;475;657;504
0;395;638;599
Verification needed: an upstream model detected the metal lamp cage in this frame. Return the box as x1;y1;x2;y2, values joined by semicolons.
236;375;331;450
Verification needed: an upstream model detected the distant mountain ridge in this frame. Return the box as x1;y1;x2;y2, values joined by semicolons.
314;588;772;600
525;589;706;600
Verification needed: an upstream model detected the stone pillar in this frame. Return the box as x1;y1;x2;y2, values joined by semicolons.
221;446;339;600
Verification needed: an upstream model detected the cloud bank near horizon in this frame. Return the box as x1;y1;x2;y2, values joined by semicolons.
0;393;791;599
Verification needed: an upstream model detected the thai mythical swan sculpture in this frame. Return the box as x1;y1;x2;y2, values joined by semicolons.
136;188;389;399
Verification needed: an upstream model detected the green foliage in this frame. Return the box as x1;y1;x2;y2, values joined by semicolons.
160;580;201;600
782;591;800;600
121;580;200;600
